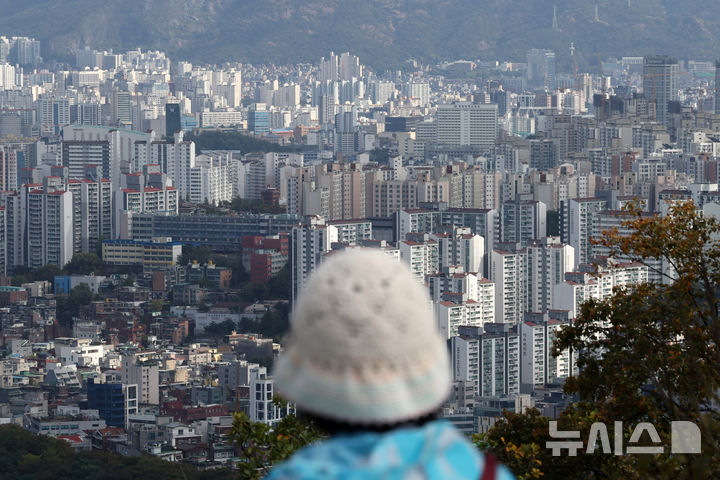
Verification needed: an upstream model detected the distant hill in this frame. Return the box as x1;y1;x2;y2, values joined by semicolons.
0;0;718;70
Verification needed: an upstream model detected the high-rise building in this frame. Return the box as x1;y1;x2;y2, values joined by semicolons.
24;179;74;269
399;237;439;283
525;238;574;313
121;352;160;405
430;227;485;275
491;247;526;324
112;90;132;127
402;82;431;107
501;198;547;245
248;104;270;135
561;197;607;266
643;55;679;125
68;175;112;254
0;147;18;190
87;379;138;429
62;140;111;180
715;60;720;115
290;217;338;306
526;49;556;89
436;103;498;148
40;96;70;135
165;103;181;140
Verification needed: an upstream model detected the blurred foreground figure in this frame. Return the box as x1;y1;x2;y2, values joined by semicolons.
267;249;515;480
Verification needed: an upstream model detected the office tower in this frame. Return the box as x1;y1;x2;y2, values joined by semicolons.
643;55;679;125
111;89;131;127
248;104;270;135
290;217;338;306
76;102;102;126
39;96;70;135
526;49;556;89
86;379;138;429
501;198;547;244
525;238;574;313
165;103;181;140
436;103;498;148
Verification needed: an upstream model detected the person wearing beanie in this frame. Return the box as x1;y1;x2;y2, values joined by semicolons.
266;249;516;480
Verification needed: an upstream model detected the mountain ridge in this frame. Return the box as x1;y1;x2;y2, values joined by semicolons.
0;0;717;69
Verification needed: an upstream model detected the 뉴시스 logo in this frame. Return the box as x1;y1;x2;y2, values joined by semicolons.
546;421;701;456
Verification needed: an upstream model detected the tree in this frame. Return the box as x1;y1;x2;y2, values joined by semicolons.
551;201;720;478
55;284;95;327
228;411;323;480
177;245;212;266
33;264;64;283
203;319;237;341
475;405;636;480
150;299;165;312
64;253;103;275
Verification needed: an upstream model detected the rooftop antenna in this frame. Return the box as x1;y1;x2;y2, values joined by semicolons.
552;6;560;31
570;42;575;57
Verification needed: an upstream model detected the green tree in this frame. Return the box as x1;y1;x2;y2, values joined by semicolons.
55;284;95;327
33;264;64;283
203;319;237;341
177;245;212;266
228;411;323;480
551;201;720;478
479;201;720;479
63;252;103;275
11;274;29;287
150;299;165;312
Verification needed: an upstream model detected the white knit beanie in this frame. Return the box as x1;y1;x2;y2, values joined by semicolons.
273;248;451;425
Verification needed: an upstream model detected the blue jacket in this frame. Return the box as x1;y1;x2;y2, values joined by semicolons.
265;420;516;480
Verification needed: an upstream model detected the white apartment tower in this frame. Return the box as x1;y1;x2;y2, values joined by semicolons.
291;217;339;306
525;238;575;313
24;185;74;269
491;248;527;324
